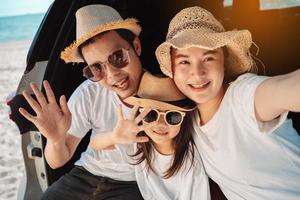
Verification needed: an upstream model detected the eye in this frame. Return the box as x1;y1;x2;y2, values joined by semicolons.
203;56;215;62
90;63;103;71
178;60;190;65
108;49;129;68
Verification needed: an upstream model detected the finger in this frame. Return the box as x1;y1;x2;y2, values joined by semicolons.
30;82;48;107
128;104;140;120
104;145;116;150
116;105;124;120
135;136;149;143
138;121;158;131
134;107;151;124
22;90;42;114
19;107;36;123
43;80;57;104
60;95;71;116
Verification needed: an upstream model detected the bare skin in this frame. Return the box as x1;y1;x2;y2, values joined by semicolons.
89;105;158;150
19;81;78;168
18;31;145;169
171;47;300;125
90;105;182;156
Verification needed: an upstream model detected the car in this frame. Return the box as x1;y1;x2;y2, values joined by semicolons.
6;0;300;199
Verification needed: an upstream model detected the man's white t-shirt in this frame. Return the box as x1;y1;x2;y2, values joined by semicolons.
135;145;211;200
193;73;300;200
67;80;135;181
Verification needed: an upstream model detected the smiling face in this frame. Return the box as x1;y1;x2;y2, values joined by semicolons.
143;108;182;154
81;30;143;99
171;47;226;107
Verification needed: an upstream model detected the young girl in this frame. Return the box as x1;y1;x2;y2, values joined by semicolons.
90;72;211;200
155;6;300;200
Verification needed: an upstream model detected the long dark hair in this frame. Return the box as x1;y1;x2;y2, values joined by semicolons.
131;111;196;179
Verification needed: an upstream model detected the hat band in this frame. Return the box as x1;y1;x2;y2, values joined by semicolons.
135;95;195;109
167;21;225;40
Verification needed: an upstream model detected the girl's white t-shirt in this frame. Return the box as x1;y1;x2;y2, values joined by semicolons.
135;145;211;200
68;80;135;181
193;73;300;200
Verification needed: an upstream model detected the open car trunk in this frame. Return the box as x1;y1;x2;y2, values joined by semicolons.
6;0;300;199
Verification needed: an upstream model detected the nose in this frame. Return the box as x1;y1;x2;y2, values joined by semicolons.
152;116;168;132
105;63;121;80
190;62;206;77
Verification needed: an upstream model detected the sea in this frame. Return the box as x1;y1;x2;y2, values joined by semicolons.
0;13;44;42
0;12;45;200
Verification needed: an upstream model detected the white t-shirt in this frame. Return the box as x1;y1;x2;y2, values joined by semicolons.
135;144;211;200
193;73;300;200
67;80;135;181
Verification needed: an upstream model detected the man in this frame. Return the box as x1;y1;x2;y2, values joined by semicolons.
19;4;148;200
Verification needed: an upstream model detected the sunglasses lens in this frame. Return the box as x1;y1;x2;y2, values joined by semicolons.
108;49;129;68
144;110;159;123
166;111;183;125
83;64;104;82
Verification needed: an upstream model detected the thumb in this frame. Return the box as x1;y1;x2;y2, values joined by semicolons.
116;104;124;120
136;136;149;143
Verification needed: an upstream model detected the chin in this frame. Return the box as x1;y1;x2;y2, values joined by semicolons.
118;90;134;99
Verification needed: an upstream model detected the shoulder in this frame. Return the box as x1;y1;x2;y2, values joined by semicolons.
73;80;105;96
225;73;270;103
70;80;114;103
229;73;270;90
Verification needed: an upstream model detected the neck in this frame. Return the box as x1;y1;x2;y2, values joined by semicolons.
153;141;174;155
197;84;227;125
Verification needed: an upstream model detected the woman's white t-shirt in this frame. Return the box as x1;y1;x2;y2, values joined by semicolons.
193;73;300;200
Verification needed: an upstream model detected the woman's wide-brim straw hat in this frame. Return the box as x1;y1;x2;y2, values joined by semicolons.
155;6;254;79
124;72;195;112
61;4;141;63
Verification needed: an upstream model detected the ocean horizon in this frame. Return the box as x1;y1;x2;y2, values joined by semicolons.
0;13;45;42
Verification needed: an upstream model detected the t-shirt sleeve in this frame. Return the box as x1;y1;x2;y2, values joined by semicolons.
67;83;93;138
229;73;288;134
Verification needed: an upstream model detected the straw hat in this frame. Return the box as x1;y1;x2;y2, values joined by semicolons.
60;4;141;63
124;72;195;111
155;6;254;79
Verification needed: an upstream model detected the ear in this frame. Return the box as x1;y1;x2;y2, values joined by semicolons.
132;37;142;56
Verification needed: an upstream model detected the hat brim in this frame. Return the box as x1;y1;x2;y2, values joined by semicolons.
61;18;141;63
124;96;196;112
155;29;253;79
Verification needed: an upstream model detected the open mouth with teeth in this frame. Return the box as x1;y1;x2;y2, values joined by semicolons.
189;81;211;90
113;77;129;90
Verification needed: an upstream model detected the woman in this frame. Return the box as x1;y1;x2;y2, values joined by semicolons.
155;6;300;200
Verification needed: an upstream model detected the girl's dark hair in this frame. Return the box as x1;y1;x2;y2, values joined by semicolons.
131;112;196;179
77;29;136;61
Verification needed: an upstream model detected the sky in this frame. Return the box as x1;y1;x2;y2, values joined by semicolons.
0;0;54;17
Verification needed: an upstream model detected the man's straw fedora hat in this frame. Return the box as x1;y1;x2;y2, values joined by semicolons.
155;6;254;79
61;4;141;63
124;72;195;112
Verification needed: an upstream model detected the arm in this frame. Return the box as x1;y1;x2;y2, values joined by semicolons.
89;105;155;150
44;134;81;168
19;81;78;169
255;69;300;122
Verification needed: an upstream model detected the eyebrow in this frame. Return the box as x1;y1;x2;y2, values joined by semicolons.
203;49;218;56
174;49;218;59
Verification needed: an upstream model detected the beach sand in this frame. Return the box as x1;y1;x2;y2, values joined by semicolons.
0;40;31;200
